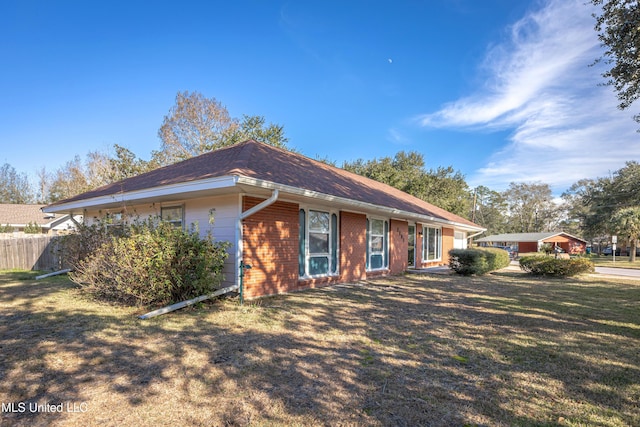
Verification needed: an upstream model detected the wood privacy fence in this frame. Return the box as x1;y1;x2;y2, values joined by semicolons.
0;235;64;271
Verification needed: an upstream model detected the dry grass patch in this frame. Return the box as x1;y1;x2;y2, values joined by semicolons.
0;270;639;426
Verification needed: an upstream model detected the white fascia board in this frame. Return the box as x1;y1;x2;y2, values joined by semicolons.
237;176;485;232
44;176;239;213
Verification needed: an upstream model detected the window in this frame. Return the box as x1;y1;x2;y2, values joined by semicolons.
368;218;388;270
161;206;183;228
299;209;338;277
423;226;441;261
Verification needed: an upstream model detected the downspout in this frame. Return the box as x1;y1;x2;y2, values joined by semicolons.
239;189;279;220
236;189;279;297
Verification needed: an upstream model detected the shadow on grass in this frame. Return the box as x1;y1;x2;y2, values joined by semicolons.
1;271;639;426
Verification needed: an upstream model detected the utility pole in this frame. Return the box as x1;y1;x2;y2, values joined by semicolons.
471;187;477;223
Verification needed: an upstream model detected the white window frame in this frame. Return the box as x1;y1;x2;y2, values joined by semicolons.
367;217;389;271
299;207;339;278
422;226;442;262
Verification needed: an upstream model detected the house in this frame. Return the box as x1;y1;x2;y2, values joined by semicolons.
0;204;81;235
44;140;485;298
475;232;587;255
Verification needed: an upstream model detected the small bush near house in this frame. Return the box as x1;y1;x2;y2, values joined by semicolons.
449;247;511;276
0;223;14;233
519;255;594;277
66;218;229;307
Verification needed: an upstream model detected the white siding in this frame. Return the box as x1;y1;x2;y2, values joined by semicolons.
454;231;467;249
83;193;241;288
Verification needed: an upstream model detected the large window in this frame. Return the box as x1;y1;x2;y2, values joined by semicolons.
161;206;184;228
367;218;388;270
299;209;338;277
423;226;441;261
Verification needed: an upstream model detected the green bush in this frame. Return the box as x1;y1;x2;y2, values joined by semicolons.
68;218;230;307
0;224;14;233
23;221;42;234
519;255;594;277
449;247;511;276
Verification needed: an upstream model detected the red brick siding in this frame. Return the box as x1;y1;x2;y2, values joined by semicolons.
340;212;367;282
242;197;299;298
389;219;408;274
441;227;454;265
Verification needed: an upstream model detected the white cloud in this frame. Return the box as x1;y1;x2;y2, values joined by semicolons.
418;0;640;192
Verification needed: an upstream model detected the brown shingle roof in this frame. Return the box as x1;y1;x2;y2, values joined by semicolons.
47;140;481;228
0;204;53;226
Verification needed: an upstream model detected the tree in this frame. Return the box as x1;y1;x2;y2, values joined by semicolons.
155;91;289;166
48;156;92;202
472;186;509;235
342;151;471;217
610;206;640;261
0;163;33;204
591;0;640;122
502;182;560;233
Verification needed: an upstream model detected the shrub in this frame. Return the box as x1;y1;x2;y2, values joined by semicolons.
449;247;511;276
519;255;594;277
68;218;230;307
0;224;14;233
23;221;42;234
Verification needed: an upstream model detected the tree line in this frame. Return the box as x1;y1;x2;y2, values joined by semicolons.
1;90;638;258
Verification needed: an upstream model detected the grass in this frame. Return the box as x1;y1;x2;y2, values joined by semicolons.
588;255;640;269
1;269;639;426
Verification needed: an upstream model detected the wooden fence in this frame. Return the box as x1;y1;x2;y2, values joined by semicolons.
0;235;64;271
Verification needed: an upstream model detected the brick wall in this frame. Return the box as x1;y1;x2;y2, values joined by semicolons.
242;197;299;298
389;219;408;274
339;211;367;282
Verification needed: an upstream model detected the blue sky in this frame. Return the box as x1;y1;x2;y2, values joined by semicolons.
2;0;638;195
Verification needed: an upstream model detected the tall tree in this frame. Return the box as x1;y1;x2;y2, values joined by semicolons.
610;206;640;261
0;163;33;204
502;182;560;233
472;186;509;235
342;151;471;217
591;0;640;122
48;156;92;202
156;91;289;166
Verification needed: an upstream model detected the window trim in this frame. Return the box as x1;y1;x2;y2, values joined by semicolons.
367;217;389;271
422;225;442;262
299;207;339;278
161;205;184;229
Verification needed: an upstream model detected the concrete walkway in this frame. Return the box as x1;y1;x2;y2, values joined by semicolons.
594;266;640;279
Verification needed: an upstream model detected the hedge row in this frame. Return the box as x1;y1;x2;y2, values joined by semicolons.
448;247;511;276
519;256;594;277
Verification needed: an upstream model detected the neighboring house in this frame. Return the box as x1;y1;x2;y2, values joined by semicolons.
476;232;587;254
0;204;81;235
44;140;485;298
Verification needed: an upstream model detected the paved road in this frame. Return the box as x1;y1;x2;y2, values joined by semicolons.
594;267;640;278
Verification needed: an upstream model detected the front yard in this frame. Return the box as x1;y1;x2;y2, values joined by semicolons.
1;269;639;426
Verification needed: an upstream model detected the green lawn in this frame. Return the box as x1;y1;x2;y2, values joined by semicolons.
1;269;639;426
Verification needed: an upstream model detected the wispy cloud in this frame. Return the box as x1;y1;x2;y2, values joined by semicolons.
418;0;640;192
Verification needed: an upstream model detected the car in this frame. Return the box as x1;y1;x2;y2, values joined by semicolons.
495;246;516;258
602;247;621;256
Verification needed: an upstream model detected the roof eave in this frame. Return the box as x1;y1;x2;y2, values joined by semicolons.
237;176;485;232
43;175;239;214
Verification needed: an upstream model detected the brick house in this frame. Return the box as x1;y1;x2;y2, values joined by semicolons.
476;232;587;255
44;140;484;298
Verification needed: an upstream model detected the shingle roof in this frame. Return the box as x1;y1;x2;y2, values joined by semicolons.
47;140;481;229
0;204;55;226
476;232;586;243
